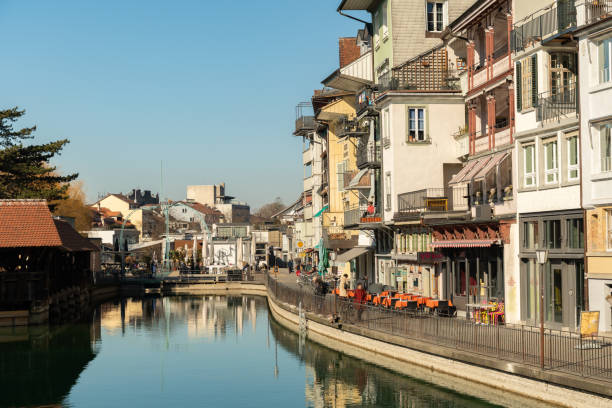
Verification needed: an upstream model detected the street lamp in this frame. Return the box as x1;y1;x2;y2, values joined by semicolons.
535;248;548;369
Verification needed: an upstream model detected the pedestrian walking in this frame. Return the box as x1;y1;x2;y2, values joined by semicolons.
354;283;367;321
288;259;293;274
339;274;349;298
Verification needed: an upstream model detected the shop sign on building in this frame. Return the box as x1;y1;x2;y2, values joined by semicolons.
417;252;444;264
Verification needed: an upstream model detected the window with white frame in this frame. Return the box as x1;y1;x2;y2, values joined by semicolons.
523;144;536;187
427;2;444;32
544;139;559;184
385;172;391;210
407;107;426;141
567;134;579;181
601;123;612;172
598;37;612;84
382;108;390;148
381;1;388;38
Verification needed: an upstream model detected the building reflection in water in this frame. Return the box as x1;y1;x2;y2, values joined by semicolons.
0;296;498;408
0;312;100;408
268;318;494;408
98;295;264;342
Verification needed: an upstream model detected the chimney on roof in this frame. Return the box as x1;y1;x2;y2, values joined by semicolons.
339;37;360;68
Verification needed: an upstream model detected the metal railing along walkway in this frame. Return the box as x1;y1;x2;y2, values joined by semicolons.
266;274;612;384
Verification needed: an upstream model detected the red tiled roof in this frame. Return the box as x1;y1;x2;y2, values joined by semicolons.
54;220;99;252
174;239;203;250
0;200;62;248
91;206;122;218
184;202;223;216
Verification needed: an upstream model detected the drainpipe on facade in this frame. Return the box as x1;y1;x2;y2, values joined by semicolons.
578;58;589;312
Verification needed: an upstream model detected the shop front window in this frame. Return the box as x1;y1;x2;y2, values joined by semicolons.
566;217;584;249
575;260;584;325
455;261;466;296
544;219;561;249
523;220;538;249
523;259;539;321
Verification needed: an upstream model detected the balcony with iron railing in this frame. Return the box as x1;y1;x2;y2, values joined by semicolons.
337;117;368;139
356;87;376;116
377;46;461;93
535;82;577;122
396;188;448;219
511;0;577;52
344;205;382;228
395;186;472;220
579;0;612;25
295;115;316;136
356;142;381;169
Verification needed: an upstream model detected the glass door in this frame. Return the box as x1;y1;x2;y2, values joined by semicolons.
453;259;468;310
545;261;564;325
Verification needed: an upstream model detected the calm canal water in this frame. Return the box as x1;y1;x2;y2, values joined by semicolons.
0;296;501;408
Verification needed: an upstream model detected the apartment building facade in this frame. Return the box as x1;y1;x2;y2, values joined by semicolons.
575;0;612;333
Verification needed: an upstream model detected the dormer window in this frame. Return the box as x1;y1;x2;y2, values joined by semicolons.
427;2;444;32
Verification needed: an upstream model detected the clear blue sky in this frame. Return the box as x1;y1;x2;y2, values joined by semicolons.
0;1;367;209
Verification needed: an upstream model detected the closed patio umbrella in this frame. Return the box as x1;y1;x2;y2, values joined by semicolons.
202;233;209;266
237;237;243;267
317;238;329;276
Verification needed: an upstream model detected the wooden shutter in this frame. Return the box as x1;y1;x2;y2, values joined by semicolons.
516;61;522;111
531;54;538;108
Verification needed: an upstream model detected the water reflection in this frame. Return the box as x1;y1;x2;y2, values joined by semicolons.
0;317;98;407
99;296;262;340
0;296;499;408
269;318;496;408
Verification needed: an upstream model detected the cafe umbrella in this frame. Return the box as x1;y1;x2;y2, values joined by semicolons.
317;238;329;275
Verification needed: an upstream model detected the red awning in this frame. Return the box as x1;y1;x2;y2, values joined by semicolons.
432;239;498;248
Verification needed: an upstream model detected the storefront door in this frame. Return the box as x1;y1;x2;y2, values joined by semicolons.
521;258;583;329
452;258;468;310
545;261;564;326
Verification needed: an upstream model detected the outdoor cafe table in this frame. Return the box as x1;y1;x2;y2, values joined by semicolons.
425;299;453;309
382;297;401;308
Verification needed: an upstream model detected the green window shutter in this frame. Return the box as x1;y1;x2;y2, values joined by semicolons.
531;54;538;108
516;61;522;111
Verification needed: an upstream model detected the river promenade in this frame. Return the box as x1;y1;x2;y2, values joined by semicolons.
90;271;612;406
262;270;612;407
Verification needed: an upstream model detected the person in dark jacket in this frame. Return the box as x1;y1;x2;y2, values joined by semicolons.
313;276;327;312
354;283;367;321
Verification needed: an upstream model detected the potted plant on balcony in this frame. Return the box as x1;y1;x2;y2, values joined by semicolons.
503;185;513;200
488;188;497;204
474;191;482;205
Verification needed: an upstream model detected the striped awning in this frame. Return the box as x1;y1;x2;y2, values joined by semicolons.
432;239;498;248
474;152;509;181
449;158;489;185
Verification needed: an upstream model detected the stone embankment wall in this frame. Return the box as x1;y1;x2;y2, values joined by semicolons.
264;286;612;408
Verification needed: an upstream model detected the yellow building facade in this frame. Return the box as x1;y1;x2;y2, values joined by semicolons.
316;94;361;278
